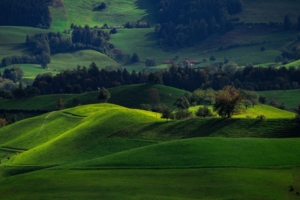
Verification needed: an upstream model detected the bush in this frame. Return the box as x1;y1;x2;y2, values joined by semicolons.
257;115;266;120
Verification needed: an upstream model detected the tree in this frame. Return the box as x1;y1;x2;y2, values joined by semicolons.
56;97;65;110
98;87;110;102
196;106;213;118
98;2;107;10
284;15;292;30
174;95;190;109
3;66;24;82
213;85;243;118
161;105;172;121
131;53;140;63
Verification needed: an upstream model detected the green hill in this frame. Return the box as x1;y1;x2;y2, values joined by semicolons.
258;89;300;109
73;137;300;169
0;102;299;200
0;84;187;112
1;104;162;166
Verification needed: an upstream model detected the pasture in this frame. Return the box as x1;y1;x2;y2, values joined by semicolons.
0;168;299;200
258;89;300;109
0;103;299;199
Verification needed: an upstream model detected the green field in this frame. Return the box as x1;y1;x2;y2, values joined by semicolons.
0;104;299;199
258;89;300;109
1;1;300;199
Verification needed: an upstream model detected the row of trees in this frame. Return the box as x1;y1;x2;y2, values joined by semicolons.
2;26;113;67
153;0;242;47
0;0;51;28
31;62;300;96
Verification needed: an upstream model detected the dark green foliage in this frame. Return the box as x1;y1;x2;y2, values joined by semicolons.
154;0;241;48
98;2;107;10
210;55;216;61
140;104;152;111
174;95;190;109
3;26;112;67
0;0;51;28
196;106;213;118
175;109;191;119
2;66;24;83
0;90;13;99
131;53;140;63
214;86;243;118
259;95;268;104
161;105;172;120
98;87;110;102
110;28;117;34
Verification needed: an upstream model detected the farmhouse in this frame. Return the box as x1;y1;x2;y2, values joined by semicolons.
163;60;175;64
183;60;199;66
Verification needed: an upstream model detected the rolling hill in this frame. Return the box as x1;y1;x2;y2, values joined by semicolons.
0;102;299;199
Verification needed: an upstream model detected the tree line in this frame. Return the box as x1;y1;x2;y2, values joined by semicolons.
2;25;112;67
30;62;300;96
0;0;51;28
153;0;242;48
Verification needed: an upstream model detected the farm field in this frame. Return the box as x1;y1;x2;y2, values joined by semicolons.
258;89;300;109
0;103;299;199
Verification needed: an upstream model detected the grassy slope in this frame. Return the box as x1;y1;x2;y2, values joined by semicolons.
258;89;300;109
0;84;187;111
4;104;162;165
74;137;300;168
112;118;298;140
189;104;295;119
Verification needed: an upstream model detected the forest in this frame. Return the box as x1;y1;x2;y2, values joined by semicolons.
153;0;242;48
27;62;300;97
0;0;51;28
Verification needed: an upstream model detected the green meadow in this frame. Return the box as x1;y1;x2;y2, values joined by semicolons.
0;103;299;199
1;1;300;199
258;89;300;109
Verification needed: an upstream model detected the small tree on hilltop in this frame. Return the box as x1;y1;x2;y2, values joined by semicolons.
213;85;243;118
98;87;110;103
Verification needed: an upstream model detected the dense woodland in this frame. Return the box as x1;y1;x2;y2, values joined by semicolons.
2;26;112;67
0;0;51;28
153;0;242;48
28;62;300;96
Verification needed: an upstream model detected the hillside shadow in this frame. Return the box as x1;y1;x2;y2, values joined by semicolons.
135;0;157;24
